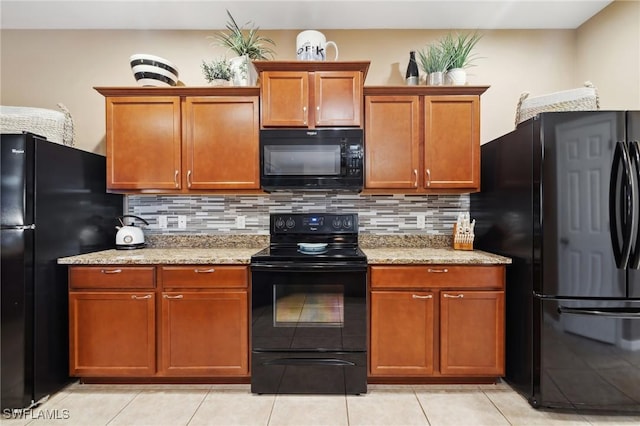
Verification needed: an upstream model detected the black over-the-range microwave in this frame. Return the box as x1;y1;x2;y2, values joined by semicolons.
259;128;364;192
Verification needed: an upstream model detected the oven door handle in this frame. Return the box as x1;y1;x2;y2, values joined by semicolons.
262;358;356;367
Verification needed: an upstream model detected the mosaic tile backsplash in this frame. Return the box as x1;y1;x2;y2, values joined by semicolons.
126;193;469;235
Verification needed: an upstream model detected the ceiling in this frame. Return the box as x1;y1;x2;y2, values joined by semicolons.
0;0;614;30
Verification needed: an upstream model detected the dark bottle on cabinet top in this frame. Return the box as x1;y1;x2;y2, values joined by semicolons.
406;51;419;85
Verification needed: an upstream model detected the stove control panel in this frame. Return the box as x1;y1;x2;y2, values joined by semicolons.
272;213;358;233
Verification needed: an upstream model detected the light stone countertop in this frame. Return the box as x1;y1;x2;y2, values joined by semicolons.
57;248;262;265
362;247;511;265
58;246;511;265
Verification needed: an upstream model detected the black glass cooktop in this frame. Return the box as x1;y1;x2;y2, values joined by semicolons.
251;245;367;263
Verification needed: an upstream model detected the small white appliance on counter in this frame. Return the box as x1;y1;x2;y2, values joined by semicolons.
115;215;148;249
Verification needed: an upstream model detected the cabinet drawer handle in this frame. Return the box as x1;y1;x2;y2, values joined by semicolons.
174;170;179;188
131;294;152;300
194;268;215;273
426;169;431;187
413;169;418;188
187;170;192;188
443;293;464;298
101;269;122;274
163;294;184;299
427;268;448;273
412;294;433;299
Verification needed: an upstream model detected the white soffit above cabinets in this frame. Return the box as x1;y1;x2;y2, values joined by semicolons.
0;0;614;30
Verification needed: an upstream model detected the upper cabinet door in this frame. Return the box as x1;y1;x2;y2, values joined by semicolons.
423;96;480;191
261;71;309;127
106;96;181;190
184;96;260;190
364;95;421;189
314;71;362;127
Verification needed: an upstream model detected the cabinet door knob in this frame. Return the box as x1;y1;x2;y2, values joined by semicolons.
131;294;152;300
101;268;122;274
425;169;431;187
163;294;184;299
412;294;433;299
194;268;215;273
174;170;179;188
427;268;448;273
443;293;464;298
187;170;192;188
413;169;418;188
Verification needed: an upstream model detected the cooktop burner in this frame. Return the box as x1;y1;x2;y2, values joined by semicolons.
251;212;366;264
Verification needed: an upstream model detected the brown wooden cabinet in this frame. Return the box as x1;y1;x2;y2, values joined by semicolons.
68;266;156;377
96;87;260;193
369;264;505;380
159;265;249;377
253;61;370;128
364;86;489;194
68;264;249;379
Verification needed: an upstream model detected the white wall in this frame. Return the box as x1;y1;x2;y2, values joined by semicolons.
0;1;637;154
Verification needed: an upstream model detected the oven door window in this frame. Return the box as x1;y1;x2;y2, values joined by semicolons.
263;145;341;176
274;284;343;327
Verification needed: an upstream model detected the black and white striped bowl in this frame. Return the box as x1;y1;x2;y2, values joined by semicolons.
130;54;179;87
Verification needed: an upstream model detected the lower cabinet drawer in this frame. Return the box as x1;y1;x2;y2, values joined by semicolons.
370;265;504;289
160;265;248;288
69;266;155;289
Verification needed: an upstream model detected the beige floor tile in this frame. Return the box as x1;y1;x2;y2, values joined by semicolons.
108;389;207;426
347;389;428;426
188;390;274;426
581;413;640;425
268;395;347;426
484;390;590;425
412;384;482;391
26;389;139;426
416;390;509;426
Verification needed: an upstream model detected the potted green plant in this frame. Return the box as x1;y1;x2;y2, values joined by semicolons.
209;10;276;86
417;43;449;85
439;31;483;85
201;58;235;86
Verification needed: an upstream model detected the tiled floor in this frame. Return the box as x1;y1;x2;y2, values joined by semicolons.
3;382;640;426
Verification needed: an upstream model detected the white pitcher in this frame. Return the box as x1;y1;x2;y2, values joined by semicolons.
296;30;339;61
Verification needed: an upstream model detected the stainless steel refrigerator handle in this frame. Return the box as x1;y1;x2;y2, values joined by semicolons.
558;306;640;318
609;141;633;268
628;140;640;269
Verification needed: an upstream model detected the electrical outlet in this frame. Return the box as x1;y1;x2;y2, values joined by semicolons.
416;214;426;229
158;215;168;229
236;215;246;229
177;215;187;230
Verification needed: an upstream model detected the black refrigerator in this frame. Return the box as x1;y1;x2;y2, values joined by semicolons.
471;111;640;413
1;133;123;410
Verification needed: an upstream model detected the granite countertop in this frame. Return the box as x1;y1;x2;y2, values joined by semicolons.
58;234;511;265
362;247;511;265
58;248;261;265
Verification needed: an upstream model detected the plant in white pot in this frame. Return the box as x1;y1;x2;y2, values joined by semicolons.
439;31;482;85
417;42;449;85
209;10;276;86
201;58;235;86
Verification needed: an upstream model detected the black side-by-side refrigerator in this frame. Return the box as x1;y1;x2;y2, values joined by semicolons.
1;133;123;410
471;111;640;412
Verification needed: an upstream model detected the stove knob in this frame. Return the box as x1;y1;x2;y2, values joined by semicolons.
332;218;342;229
343;217;353;229
275;218;285;229
285;218;296;229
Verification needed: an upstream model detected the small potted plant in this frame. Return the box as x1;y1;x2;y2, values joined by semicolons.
439;31;483;85
208;10;276;86
417;43;449;85
201;58;235;86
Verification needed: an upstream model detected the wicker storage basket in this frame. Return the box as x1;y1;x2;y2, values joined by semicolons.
515;82;600;127
0;104;74;146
